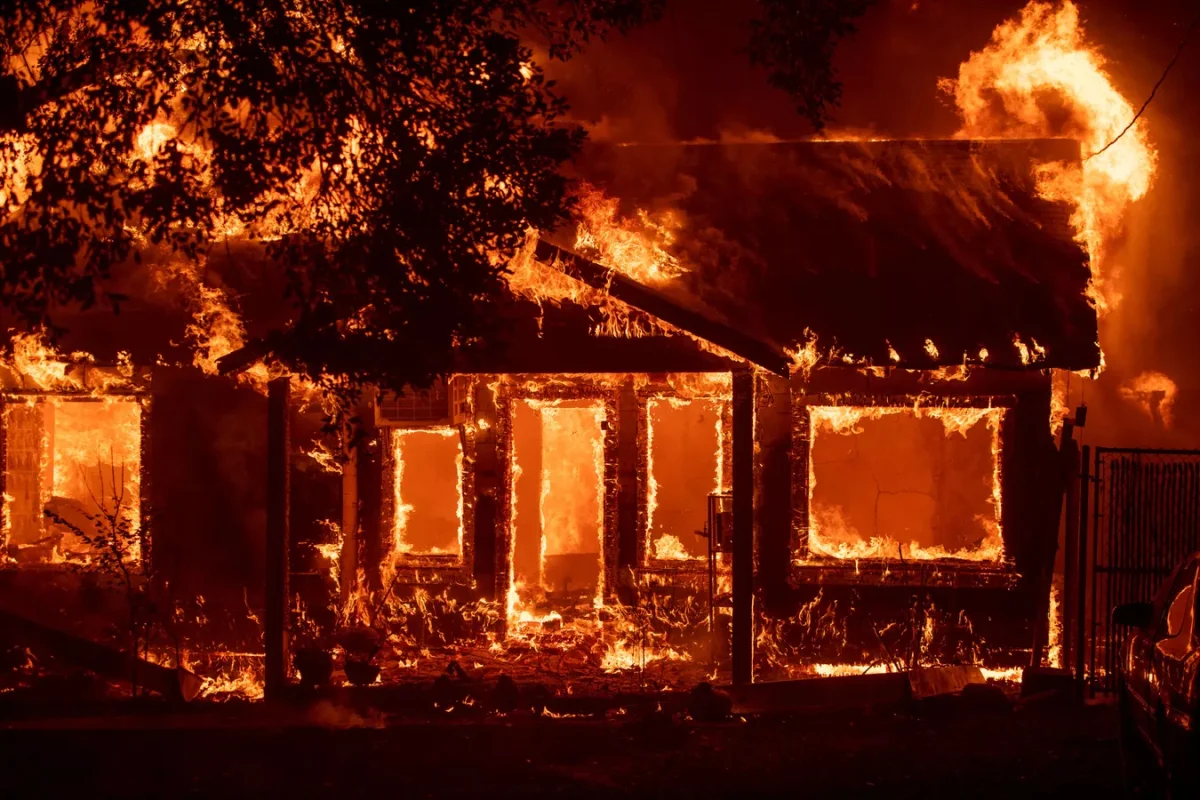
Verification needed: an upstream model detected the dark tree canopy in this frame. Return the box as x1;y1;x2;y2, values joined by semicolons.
748;0;876;131
0;0;661;393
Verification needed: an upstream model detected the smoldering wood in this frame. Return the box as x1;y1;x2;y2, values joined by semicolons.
0;606;202;701
720;671;912;715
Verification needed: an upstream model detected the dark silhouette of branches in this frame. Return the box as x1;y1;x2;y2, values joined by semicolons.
748;0;877;131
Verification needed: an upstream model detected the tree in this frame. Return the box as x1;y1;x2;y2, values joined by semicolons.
748;0;877;131
0;0;662;396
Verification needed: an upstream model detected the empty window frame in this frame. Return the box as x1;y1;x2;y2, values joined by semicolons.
801;405;1004;562
3;396;143;564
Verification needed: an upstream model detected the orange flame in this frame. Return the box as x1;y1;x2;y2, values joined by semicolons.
805;404;1004;562
572;184;685;285
1119;370;1177;427
943;1;1156;315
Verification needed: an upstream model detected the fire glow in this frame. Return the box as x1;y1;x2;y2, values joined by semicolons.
943;0;1157;315
804;404;1005;563
389;427;465;561
1;335;144;565
645;395;727;562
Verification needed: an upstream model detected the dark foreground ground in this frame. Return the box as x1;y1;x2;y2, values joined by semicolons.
0;698;1122;798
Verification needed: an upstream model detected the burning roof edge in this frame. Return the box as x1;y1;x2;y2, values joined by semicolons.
532;239;790;375
566;136;1098;373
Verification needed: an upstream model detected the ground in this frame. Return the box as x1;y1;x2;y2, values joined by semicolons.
0;697;1122;797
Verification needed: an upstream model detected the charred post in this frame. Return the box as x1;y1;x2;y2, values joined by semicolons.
359;424;383;591
616;378;639;595
732;369;755;684
755;373;792;613
265;376;291;700
340;416;360;607
472;381;501;599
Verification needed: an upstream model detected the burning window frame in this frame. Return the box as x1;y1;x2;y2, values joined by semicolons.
789;391;1016;576
0;368;151;570
494;375;621;619
635;378;732;571
377;376;477;582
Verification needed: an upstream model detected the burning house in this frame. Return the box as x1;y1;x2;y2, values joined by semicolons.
269;136;1091;690
0;133;1100;698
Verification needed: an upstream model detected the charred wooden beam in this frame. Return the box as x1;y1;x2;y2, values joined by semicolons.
534;240;791;376
0;607;202;701
265;376;291;700
731;369;755;685
216;340;270;376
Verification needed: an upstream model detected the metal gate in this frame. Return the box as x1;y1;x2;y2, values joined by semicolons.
1082;447;1200;693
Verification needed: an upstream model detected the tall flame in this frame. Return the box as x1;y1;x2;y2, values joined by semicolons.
1119;370;1177;428
942;0;1157;313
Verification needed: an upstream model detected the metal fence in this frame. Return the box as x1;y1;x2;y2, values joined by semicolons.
1084;447;1200;693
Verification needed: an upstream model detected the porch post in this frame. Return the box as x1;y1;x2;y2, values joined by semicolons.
472;381;501;600
265;376;291;701
340;417;359;607
616;378;639;595
732;369;755;685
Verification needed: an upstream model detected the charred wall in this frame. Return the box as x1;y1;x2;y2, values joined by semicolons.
149;367;339;648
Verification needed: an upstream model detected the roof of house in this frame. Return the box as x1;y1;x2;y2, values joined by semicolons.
548;138;1098;371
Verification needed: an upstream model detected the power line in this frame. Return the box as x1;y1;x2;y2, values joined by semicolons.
1085;6;1200;162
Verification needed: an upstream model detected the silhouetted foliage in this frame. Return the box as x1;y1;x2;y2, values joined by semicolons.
748;0;877;131
43;458;168;691
0;1;661;392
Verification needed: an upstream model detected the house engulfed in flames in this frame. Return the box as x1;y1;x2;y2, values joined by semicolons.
0;138;1094;697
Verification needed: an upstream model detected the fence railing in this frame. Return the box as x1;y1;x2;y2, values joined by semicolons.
1084;447;1200;694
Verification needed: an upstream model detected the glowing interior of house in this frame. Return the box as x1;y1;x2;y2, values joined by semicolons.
390;427;464;561
3;396;143;564
802;405;1005;562
644;396;728;563
509;398;608;617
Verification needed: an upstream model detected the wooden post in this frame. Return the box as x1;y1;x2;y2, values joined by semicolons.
1062;437;1082;672
616;378;639;591
265;377;291;701
754;373;791;614
732;369;755;685
340;416;359;608
1076;445;1091;697
472;383;501;599
358;424;383;591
